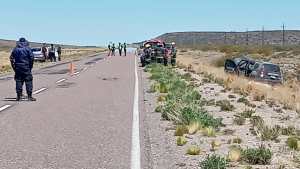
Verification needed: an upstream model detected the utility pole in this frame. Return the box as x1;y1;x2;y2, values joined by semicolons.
262;26;265;46
246;29;249;45
282;23;285;46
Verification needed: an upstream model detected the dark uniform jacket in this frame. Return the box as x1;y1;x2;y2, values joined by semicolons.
10;40;34;74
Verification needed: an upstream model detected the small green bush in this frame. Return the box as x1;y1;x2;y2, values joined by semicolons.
242;146;272;165
199;154;228;169
182;73;192;81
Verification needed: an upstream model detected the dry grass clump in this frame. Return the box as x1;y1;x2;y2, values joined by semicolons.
177;136;187;146
216;100;235;111
186;145;201;155
174;125;189;136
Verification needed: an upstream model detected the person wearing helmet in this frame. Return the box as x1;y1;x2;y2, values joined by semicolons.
10;38;36;101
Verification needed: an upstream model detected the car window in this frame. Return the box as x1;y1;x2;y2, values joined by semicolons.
263;64;280;73
238;60;248;69
31;48;41;52
250;63;260;70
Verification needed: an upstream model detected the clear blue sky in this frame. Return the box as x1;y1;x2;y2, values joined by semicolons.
0;0;299;46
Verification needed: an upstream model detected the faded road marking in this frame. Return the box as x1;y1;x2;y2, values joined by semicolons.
0;105;12;112
73;72;80;75
131;55;141;169
56;78;66;84
33;88;47;95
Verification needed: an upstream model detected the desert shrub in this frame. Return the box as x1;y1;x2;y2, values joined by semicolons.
187;121;202;135
250;115;264;127
242;146;272;165
159;82;168;93
199;154;228;169
259;125;281;141
157;95;166;102
174;125;188;136
216;100;235;111
286;136;300;150
240;109;255;118
187;145;201;155
155;105;163;113
253;92;265;101
182;73;192;81
202;127;216;137
177;136;187;146
210;140;222;151
233;115;246;125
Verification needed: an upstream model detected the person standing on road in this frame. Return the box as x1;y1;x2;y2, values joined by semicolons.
111;43;116;56
107;43;111;56
123;42;127;56
42;43;48;61
118;42;123;56
49;44;56;62
10;38;36;101
57;45;62;61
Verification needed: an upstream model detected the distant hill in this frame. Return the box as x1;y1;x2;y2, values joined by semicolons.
154;30;300;47
0;39;97;51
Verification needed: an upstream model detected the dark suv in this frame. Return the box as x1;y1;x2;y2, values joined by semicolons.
225;57;283;84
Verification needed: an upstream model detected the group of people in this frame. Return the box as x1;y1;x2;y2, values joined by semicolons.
42;43;62;62
107;42;127;56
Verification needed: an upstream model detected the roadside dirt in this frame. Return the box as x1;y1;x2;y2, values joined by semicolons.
142;62;300;168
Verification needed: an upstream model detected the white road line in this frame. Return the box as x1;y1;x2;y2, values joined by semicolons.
0;105;12;112
73;72;80;75
83;67;88;71
33;87;47;95
131;55;141;169
56;78;66;84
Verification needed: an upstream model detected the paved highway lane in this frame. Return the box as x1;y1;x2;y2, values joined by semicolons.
0;53;146;169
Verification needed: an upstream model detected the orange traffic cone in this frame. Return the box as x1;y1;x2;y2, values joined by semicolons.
69;62;75;75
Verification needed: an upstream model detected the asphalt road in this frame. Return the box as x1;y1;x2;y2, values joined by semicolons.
0;52;147;169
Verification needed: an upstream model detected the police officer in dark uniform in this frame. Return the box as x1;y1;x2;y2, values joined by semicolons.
10;38;36;101
111;43;116;56
123;42;127;56
118;42;123;56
